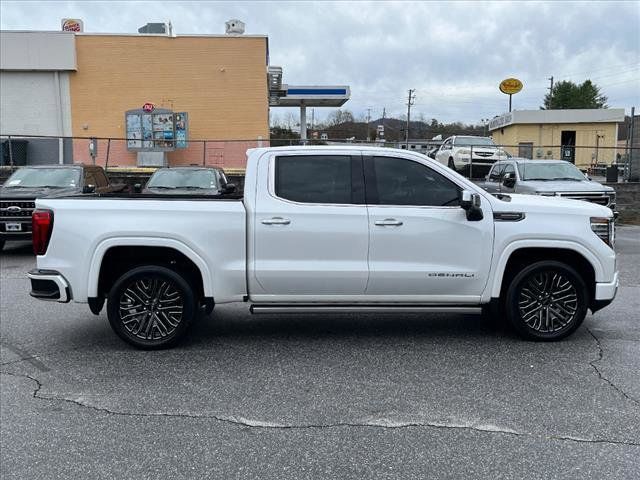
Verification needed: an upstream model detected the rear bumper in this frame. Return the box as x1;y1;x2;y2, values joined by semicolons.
27;269;71;303
0;231;32;242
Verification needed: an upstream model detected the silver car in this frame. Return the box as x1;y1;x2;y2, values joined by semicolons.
478;158;616;210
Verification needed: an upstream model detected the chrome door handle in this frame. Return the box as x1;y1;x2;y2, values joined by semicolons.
261;217;291;225
374;218;403;227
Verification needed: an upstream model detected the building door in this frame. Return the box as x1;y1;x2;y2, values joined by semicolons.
518;142;534;159
561;130;576;163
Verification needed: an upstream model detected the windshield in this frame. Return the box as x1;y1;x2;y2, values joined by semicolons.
518;162;586;181
454;137;496;147
3;168;81;188
147;169;219;189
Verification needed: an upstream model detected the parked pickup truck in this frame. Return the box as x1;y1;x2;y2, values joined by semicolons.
27;146;618;348
477;159;616;210
1;164;124;251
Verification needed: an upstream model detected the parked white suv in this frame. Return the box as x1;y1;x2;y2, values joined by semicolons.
435;135;509;177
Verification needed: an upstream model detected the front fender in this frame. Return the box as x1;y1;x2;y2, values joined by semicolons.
488;239;605;299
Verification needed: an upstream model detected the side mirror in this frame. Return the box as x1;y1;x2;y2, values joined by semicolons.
223;183;237;194
502;173;516;188
82;184;96;194
459;190;483;221
133;183;142;193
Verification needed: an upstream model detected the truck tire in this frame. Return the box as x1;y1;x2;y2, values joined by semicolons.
448;158;456;171
505;261;588;341
107;265;197;349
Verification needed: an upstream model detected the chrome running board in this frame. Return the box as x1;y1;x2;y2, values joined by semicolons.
250;304;482;315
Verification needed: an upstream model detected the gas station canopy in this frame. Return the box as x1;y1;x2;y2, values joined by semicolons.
272;85;351;107
267;67;351;141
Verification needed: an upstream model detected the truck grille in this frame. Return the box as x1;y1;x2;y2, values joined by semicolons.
556;192;612;207
0;200;36;219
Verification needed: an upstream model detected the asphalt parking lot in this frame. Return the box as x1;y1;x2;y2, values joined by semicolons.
1;227;639;479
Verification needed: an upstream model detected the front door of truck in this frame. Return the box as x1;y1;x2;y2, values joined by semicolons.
364;155;493;302
251;152;369;299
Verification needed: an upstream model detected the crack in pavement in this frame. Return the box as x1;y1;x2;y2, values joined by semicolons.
2;370;638;448
586;328;640;408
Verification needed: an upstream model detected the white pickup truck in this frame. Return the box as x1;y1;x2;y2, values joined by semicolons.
28;146;618;348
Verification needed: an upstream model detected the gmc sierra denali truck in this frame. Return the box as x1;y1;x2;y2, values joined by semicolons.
27;146;618;349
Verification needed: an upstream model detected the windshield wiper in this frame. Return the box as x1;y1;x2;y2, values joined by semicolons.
149;186;177;189
549;177;582;181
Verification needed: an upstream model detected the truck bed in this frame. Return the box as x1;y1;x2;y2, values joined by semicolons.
35;196;247;304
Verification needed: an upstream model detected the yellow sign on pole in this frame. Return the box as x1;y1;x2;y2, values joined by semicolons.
499;78;523;95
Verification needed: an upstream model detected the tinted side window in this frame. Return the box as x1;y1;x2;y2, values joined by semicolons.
84;171;97;187
275;155;352;204
94;169;109;188
368;156;460;206
503;164;515;177
489;164;505;180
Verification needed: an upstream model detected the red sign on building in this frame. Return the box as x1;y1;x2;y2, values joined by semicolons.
142;103;155;113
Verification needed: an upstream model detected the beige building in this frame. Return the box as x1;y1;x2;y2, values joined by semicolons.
489;109;626;167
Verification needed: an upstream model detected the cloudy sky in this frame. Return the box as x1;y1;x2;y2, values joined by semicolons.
2;1;639;125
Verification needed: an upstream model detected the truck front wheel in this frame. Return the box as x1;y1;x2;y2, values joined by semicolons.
107;265;197;349
505;261;588;341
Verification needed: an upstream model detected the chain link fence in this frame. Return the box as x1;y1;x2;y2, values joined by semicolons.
1;134;639;183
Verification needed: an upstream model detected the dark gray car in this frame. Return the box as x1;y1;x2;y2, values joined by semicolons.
477;158;616;209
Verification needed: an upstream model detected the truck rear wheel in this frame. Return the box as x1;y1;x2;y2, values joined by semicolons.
107;265;197;349
505;261;588;341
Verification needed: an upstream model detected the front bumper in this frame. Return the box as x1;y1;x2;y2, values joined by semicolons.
27;269;71;303
595;271;618;301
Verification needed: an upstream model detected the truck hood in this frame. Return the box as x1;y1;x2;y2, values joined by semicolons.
0;186;80;198
519;179;613;193
489;192;613;217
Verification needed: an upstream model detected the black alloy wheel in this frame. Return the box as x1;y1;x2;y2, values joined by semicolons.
107;265;197;349
506;261;588;341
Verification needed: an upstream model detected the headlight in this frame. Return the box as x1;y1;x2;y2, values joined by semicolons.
591;217;614;247
535;191;556;196
458;149;471;155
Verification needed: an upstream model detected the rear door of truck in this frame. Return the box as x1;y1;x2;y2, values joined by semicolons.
249;150;369;300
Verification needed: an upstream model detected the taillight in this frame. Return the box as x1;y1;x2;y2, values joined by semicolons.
32;209;54;255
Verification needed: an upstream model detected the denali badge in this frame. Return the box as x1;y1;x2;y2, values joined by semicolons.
427;272;475;278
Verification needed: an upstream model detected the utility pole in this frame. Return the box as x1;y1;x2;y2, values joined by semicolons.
405;89;415;148
311;108;315;132
366;108;371;142
548;76;554;95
